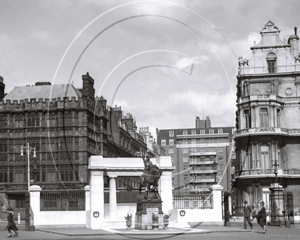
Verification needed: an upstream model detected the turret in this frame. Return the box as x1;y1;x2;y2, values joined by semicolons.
288;27;299;58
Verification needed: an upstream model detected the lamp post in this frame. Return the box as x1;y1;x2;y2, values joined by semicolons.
273;160;279;185
21;143;36;231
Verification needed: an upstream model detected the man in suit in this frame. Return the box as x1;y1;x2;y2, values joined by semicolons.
243;200;253;229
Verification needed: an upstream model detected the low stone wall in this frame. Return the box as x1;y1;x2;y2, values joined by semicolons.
35;211;86;228
169;208;223;227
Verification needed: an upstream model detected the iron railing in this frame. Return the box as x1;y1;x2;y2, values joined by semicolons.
40;190;85;211
173;192;213;209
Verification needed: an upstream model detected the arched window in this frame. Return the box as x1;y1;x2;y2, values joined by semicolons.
266;53;276;73
260;108;269;127
260;144;269;169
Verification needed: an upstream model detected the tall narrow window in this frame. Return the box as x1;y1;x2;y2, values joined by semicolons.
260;144;269;169
276;109;281;127
266;53;276;73
260;108;269;127
244;109;251;128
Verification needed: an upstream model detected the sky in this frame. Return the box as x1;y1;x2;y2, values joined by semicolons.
1;0;300;140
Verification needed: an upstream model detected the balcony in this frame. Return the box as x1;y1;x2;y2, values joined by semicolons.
190;152;217;156
235;127;289;138
190;160;215;165
192;170;217;174
190;179;215;183
233;168;300;178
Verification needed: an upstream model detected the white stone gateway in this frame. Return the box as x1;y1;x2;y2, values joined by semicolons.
86;155;174;229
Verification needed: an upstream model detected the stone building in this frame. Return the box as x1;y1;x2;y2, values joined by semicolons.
233;21;300;212
157;116;234;195
0;73;148;215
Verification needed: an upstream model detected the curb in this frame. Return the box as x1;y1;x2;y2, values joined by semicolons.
36;228;252;236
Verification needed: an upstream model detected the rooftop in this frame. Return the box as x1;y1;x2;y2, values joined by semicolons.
3;84;82;102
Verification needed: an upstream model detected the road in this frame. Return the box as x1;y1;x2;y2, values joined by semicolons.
0;221;299;240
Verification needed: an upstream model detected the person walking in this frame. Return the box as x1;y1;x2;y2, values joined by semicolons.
5;207;18;237
243;200;253;229
256;200;267;233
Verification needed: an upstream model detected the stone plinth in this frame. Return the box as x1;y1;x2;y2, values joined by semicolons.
135;200;164;230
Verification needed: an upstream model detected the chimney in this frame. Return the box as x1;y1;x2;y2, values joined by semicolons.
82;72;95;100
0;76;5;100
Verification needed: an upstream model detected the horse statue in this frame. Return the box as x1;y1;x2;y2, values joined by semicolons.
139;155;162;197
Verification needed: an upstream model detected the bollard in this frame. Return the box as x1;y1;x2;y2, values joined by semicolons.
18;213;20;224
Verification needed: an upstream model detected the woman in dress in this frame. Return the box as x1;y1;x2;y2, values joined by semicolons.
5;207;18;237
256;200;267;233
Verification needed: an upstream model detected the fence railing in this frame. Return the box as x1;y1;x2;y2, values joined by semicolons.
40;190;85;211
173;193;213;209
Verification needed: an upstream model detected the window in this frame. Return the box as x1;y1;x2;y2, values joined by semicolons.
183;130;188;135
169;139;174;145
209;129;214;134
191;148;197;153
182;149;188;154
260;108;269;127
218;147;223;153
244;109;251;128
191;139;196;144
260;144;269;169
184;175;189;181
183;156;188;162
169;131;174;137
200;129;205;134
161;139;166;146
168;148;174;154
266;52;276;73
277;109;281;127
182;139;187;145
218;129;223;134
191;130;196;135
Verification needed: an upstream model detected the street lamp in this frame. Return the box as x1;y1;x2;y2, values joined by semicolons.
273;160;279;184
21;143;36;231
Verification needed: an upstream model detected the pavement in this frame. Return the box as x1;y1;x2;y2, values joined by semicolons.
0;219;299;239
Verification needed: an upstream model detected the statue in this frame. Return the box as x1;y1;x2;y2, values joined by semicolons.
138;155;162;201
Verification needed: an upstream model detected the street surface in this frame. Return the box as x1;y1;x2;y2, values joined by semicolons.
0;221;299;240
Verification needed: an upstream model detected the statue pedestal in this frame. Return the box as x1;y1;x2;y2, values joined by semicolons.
135;199;164;230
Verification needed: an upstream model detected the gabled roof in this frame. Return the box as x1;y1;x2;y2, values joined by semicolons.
3;84;82;102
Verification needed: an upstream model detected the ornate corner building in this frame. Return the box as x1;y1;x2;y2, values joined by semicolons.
233;21;300;211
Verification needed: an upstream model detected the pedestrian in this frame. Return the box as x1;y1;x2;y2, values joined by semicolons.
4;207;18;237
256;200;267;234
243;200;253;229
251;204;258;221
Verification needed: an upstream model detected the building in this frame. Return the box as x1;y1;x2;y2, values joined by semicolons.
233;21;300;213
157;116;234;194
0;73;148;215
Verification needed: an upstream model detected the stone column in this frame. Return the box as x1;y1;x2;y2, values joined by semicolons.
251;105;256;128
90;171;104;229
211;185;224;222
274;107;278;127
84;185;91;228
29;185;41;227
158;170;173;214
108;175;117;218
270;106;274;127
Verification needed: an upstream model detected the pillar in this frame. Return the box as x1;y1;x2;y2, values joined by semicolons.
90;171;104;229
270;106;274;127
29;185;41;227
251;105;256;128
158;170;173;214
108;175;117;218
211;185;224;222
84;185;90;228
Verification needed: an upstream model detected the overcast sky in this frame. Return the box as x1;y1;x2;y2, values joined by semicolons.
1;0;299;139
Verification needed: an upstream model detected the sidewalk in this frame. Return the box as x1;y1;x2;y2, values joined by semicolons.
36;225;251;236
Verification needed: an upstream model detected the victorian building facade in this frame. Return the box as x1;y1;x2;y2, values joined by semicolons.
233;21;300;212
0;73;148;213
157;116;234;195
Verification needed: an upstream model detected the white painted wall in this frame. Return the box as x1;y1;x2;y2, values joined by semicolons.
36;211;86;228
